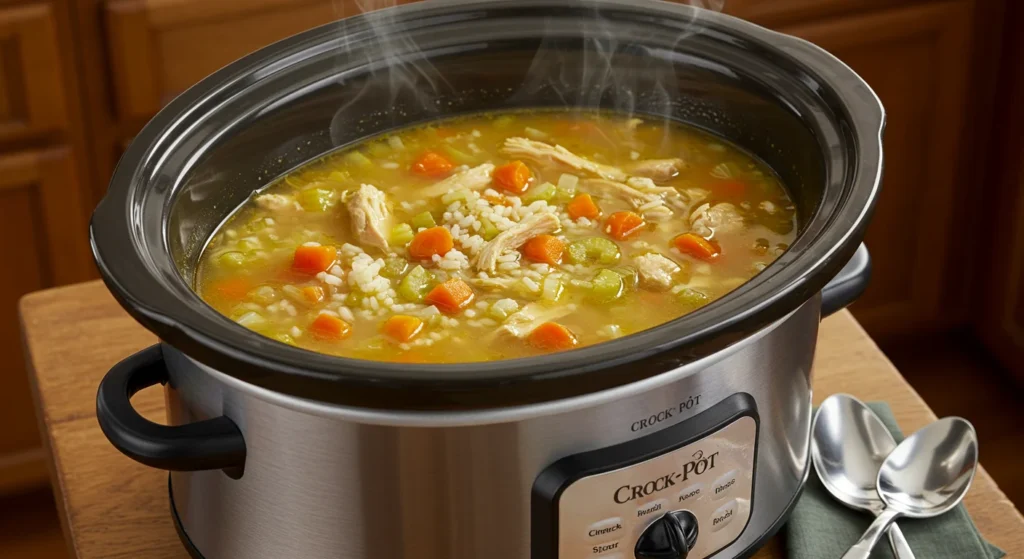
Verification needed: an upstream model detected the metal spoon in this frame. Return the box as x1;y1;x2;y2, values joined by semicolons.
841;417;978;559
812;394;916;559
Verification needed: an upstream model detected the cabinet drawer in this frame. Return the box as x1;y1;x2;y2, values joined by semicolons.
104;0;417;122
0;3;68;142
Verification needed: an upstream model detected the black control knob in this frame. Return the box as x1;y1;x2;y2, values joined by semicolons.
634;510;699;559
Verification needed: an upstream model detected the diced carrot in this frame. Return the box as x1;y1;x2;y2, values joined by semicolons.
309;314;352;341
713;179;747;201
521;235;566;266
212;277;252;301
528;322;579;351
411;151;454;177
292;245;337;275
382;315;424;342
673;233;721;261
605;211;646;240
566;193;601;220
493;160;532;194
424;278;475;314
302;286;325;305
408;227;454;260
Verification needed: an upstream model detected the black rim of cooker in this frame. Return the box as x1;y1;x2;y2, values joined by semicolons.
90;0;884;410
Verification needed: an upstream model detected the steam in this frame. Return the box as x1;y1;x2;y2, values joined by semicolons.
328;0;726;147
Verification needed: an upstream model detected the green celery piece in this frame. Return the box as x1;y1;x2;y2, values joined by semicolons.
590;269;624;303
411;211;437;230
398;265;433;303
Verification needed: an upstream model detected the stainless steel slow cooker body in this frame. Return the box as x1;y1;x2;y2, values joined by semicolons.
89;1;884;558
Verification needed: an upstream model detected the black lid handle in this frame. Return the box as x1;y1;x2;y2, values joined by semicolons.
96;344;246;477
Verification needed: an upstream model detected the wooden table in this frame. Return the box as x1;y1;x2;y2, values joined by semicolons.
19;280;1024;559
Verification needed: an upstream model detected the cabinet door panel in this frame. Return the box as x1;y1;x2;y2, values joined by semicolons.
782;1;974;339
1;148;91;493
104;0;418;123
0;3;68;142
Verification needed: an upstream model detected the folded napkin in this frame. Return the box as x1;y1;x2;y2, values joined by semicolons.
786;402;1004;559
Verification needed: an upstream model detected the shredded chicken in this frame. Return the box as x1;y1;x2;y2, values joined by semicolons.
635;253;682;291
497;302;575;339
468;277;518;291
420;163;496;198
254;193;298;212
347;184;392;253
475;213;561;273
581;178;661;208
626;158;687;182
502;137;628;181
690;202;744;238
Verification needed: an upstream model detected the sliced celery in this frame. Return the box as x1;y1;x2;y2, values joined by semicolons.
390;223;415;247
398;265;433;303
590;269;624;303
493;115;516;128
382;255;410;279
441;189;471;205
411;211;437;230
610;266;639;291
677;288;709;311
479;217;499;241
488;298;519;320
541;275;565;302
297;188;334;212
443;145;474;164
368;142;390;158
344;151;373;168
217;251;246;269
522;182;557;204
567;237;621;265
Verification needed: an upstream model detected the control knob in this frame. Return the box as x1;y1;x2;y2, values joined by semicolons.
634;510;699;559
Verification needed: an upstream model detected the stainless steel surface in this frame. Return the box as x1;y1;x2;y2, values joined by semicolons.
558;417;756;559
812;394;915;559
164;299;819;559
841;417;979;559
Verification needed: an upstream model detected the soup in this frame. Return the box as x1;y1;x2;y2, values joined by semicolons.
196;111;796;363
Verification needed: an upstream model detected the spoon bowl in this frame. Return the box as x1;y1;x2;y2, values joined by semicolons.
813;394;916;558
841;417;979;559
878;416;979;517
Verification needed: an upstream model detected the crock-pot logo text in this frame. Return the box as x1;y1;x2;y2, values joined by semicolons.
613;450;719;504
630;395;702;432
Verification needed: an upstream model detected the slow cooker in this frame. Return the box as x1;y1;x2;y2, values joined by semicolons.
90;1;884;558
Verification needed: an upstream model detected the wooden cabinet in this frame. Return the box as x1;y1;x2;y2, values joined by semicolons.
977;1;1024;382
103;0;419;124
0;3;67;144
779;1;976;339
1;148;91;493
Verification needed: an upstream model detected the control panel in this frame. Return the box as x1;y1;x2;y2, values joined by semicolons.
532;393;758;559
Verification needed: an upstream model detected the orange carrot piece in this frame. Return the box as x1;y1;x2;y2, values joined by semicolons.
605;211;646;240
408;227;454;260
424;278;475;314
566;193;601;220
212;277;252;301
521;234;566;266
673;232;720;261
382;315;424;342
302;285;325;305
411;151;454;177
309;314;352;341
292;245;337;275
528;322;579;351
493;160;532;194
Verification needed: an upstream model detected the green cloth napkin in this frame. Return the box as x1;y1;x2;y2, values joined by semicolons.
786;402;1004;559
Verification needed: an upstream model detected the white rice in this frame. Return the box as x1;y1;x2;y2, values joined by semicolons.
338;307;355;322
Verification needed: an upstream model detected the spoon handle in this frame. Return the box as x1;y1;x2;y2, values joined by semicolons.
887;523;916;559
842;509;902;559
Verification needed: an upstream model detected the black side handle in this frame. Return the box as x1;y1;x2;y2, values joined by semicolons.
96;344;246;477
821;243;871;318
